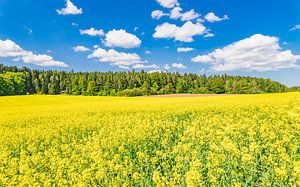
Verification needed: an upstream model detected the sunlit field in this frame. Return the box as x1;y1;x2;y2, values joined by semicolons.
0;93;299;186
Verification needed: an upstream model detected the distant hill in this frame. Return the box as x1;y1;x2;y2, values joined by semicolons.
0;64;288;96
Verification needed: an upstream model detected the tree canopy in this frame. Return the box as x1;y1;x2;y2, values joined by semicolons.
0;64;289;96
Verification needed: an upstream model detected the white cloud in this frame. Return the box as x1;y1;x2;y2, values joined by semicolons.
204;12;229;23
104;29;141;49
153;21;206;42
57;0;82;15
153;23;178;39
170;7;182;19
73;45;90;52
191;55;213;63
118;65;130;70
204;33;214;38
0;39;68;67
170;7;199;21
145;50;152;54
0;39;26;57
191;34;300;72
172;63;186;69
164;64;171;70
290;25;300;31
149;69;163;73
181;9;200;21
156;0;179;8
80;28;104;37
12;57;21;62
93;45;99;49
196;18;205;23
132;64;159;69
177;47;194;52
87;48;144;68
151;10;169;20
22;53;68;67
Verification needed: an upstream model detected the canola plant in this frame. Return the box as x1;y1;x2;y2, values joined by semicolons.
0;93;299;186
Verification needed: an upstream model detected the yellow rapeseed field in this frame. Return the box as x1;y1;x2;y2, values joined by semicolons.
0;93;299;186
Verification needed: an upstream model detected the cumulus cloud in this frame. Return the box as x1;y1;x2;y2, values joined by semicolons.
181;10;200;21
204;12;229;22
153;23;178;39
132;64;159;69
156;0;179;8
0;40;26;57
151;10;169;20
191;55;213;63
172;63;186;69
87;48;144;68
170;7;199;21
104;29;141;49
80;28;104;37
22;53;68;67
73;45;90;52
153;21;206;42
169;7;182;19
57;0;82;15
290;24;300;31
177;47;194;52
191;34;300;72
0;39;68;67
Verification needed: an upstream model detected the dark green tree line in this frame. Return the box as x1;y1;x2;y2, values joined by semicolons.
0;64;288;96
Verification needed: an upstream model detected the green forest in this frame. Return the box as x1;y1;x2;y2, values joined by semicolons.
0;64;290;96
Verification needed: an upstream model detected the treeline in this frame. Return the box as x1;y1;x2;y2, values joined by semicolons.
289;86;300;92
0;64;288;96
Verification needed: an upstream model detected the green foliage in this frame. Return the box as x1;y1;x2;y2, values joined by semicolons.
0;64;289;96
86;80;96;95
0;76;8;96
207;76;225;94
119;88;147;97
0;72;27;95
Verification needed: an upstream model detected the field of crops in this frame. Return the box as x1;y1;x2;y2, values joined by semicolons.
0;93;299;186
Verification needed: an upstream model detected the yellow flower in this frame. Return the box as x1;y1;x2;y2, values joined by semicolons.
96;170;105;180
132;172;140;181
275;167;287;180
186;170;200;187
241;153;253;163
152;170;160;184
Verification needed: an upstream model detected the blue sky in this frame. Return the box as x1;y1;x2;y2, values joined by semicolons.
0;0;300;86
